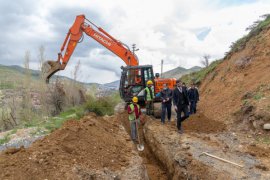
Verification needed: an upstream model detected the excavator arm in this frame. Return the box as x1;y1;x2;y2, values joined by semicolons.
42;14;139;83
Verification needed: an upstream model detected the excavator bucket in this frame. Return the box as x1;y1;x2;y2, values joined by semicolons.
41;60;61;83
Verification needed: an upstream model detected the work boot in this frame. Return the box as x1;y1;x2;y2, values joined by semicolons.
178;127;184;134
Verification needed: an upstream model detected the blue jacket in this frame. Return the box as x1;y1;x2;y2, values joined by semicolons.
160;88;173;104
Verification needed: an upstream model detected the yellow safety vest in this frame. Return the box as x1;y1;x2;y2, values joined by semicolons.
145;86;155;101
128;104;140;121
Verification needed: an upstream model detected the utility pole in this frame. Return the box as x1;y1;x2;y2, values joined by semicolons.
161;59;164;78
132;44;139;54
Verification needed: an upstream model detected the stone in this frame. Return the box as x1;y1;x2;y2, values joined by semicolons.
263;124;270;130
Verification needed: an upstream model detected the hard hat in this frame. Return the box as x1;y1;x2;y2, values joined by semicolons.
147;80;153;85
132;96;138;103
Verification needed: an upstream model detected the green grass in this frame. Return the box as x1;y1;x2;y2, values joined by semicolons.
243;99;250;105
84;92;121;116
10;128;17;134
253;93;263;100
228;15;270;55
181;60;222;85
0;134;10;145
2;91;121;135
0;128;19;145
256;136;270;145
41;93;121;132
0;82;15;89
40;106;84;133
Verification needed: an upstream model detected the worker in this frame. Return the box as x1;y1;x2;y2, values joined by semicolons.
160;83;173;124
188;83;199;114
127;96;141;142
173;80;189;134
145;80;155;115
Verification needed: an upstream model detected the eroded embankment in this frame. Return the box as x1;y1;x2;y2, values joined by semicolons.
0;113;148;180
143;113;270;180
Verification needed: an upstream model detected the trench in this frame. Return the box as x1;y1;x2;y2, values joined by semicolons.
118;112;169;180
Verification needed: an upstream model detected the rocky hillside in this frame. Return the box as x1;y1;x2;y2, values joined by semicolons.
162;66;201;79
195;16;270;133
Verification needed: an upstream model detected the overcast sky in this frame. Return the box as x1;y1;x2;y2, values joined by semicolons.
0;0;270;83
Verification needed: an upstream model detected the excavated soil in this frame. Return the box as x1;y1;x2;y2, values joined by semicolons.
143;115;270;179
182;112;226;133
0;113;147;180
1;104;269;179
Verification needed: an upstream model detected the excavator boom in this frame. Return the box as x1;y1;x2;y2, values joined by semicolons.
42;14;139;83
42;14;176;117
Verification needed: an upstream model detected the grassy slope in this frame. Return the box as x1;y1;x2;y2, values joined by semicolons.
181;61;221;85
182;16;270;132
182;15;270;86
0;65;29;89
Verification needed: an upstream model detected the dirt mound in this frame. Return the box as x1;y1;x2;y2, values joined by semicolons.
198;26;270;132
182;112;226;133
0;113;146;179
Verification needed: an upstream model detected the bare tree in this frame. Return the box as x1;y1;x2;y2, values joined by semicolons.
38;46;45;69
73;60;81;82
21;50;32;122
200;54;210;67
38;45;45;77
48;78;66;115
37;45;50;119
68;60;85;106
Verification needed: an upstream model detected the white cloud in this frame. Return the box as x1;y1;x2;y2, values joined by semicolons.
0;0;270;83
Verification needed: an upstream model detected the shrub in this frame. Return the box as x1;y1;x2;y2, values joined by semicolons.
181;60;222;85
228;14;270;55
84;93;121;116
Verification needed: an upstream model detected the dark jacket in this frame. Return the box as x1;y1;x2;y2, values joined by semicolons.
173;86;189;107
160;88;173;104
188;88;199;102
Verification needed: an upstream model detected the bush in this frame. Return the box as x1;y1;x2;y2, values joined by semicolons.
84;93;121;116
181;60;222;85
0;134;10;145
228;14;270;55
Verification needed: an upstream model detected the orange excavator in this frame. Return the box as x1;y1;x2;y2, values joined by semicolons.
42;14;176;116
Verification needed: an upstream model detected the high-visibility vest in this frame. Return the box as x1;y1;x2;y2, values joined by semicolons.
145;86;154;101
128;104;140;121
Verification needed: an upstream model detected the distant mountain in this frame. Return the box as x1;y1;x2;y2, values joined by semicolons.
103;80;120;90
0;64;98;87
162;66;202;79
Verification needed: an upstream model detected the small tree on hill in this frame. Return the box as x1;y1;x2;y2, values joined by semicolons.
200;54;210;68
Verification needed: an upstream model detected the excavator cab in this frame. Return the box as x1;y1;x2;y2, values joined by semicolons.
119;65;155;105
